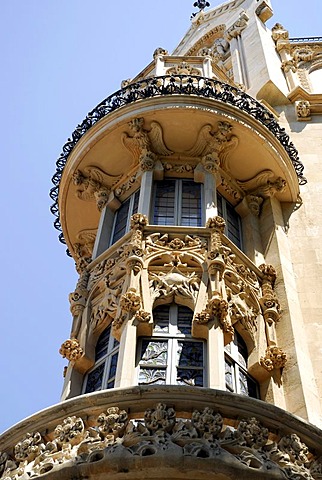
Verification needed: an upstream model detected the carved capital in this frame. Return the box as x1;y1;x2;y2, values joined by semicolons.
59;338;83;362
281;59;297;73
206;215;226;233
260;346;287;371
134;309;151;323
72;167;120;211
246;194;263;216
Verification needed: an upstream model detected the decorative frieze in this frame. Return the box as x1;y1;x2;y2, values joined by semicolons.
2;401;321;480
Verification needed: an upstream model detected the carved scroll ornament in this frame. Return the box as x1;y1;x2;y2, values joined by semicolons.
122;118;172;171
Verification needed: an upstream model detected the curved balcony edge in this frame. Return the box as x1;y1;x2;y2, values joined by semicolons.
49;75;307;252
1;386;321;480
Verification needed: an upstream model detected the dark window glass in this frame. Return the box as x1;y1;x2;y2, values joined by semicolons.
153;179;202;226
217;193;242;249
111;190;140;244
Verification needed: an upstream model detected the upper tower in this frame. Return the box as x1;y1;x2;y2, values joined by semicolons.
1;1;322;479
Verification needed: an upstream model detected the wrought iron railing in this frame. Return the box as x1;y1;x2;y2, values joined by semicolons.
289;36;322;43
50;75;307;251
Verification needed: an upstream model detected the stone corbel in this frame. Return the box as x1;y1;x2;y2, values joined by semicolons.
185;122;238;174
59;338;83;362
72;167;121;211
122;117;173;172
237;170;286;215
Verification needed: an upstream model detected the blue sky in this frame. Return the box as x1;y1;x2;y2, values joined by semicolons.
0;0;320;434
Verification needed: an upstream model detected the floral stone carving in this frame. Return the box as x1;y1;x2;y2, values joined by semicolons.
260;346;287;371
59;338;83;362
3;403;321;480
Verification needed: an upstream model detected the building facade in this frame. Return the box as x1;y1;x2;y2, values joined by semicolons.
1;0;322;479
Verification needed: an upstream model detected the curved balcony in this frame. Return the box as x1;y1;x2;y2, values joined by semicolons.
1;386;321;480
49;75;306;254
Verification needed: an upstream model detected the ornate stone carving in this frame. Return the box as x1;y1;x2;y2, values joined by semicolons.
296;100;311;121
134;309;151;323
227;285;258;338
166;62;201;76
260;346;287;371
246;194;263;216
150;266;200;306
220;177;243;202
97;407;128;438
153;47;168;58
2;403;321;480
14;432;45;463
73;241;92;274
91;282;122;332
237;170;286;199
225;12;249;40
120;288;141;313
54;416;85;446
271;23;290;52
114;171;140;197
69;271;89;319
59;338;83;362
163;162;195;174
282;59;297;73
238;417;269;448
122;118;172;170
72;167;121;211
186;122;238;172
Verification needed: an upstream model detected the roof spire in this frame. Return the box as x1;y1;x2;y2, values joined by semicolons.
191;0;211;18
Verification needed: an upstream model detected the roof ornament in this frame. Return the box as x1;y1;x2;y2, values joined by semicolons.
191;0;210;19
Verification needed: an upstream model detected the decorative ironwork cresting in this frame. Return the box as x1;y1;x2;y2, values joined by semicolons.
50;75;307;250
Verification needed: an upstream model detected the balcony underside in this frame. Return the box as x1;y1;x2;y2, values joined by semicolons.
1;386;321;480
50;76;305;258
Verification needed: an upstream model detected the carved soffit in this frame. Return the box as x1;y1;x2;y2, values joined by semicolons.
72;166;122;211
185;121;238;173
237;170;287;200
122;117;173;171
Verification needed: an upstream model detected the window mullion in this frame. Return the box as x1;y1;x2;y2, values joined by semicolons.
176;180;182;225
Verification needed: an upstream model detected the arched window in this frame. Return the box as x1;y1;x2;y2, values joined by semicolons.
83;325;119;393
152;179;203;227
110;189;140;244
138;304;205;386
224;330;258;398
217;192;242;249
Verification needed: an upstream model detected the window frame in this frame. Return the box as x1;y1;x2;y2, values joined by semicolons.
137;304;206;387
82;325;119;393
217;192;243;250
224;331;258;398
152;179;204;227
110;189;140;245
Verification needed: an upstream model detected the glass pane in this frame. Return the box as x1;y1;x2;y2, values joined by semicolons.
226;203;241;249
95;326;111;360
153;305;170;333
132;189;140;215
140;340;168;366
107;352;118;380
217;193;223;217
177;306;193;334
112;198;130;243
239;368;249;396
181;181;202;227
177;369;203;386
153;180;175;225
225;358;234;392
85;363;104;393
236;332;248;369
177;341;203;367
107;380;115;389
139;368;166;385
